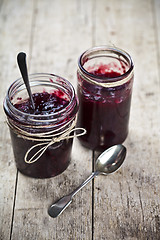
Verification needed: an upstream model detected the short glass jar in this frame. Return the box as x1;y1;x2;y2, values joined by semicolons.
4;73;79;178
77;46;134;151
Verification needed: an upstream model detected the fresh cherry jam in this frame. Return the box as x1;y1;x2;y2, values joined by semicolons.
77;46;134;151
14;91;69;115
4;74;79;178
10;91;71;178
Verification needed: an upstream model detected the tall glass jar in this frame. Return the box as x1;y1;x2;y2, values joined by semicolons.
4;73;79;178
77;46;134;151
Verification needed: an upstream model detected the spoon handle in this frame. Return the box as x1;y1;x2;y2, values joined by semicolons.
17;52;35;110
48;171;99;218
71;171;99;197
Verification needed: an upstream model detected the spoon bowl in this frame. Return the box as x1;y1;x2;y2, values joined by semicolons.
95;144;126;175
48;144;126;218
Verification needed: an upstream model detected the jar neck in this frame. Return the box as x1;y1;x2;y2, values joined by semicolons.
4;73;78;129
78;46;134;87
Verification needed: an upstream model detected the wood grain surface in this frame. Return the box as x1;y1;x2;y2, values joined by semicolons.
0;0;159;239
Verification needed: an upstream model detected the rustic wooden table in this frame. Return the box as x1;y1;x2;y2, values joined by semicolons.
0;0;160;239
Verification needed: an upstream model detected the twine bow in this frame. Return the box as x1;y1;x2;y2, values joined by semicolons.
7;120;86;164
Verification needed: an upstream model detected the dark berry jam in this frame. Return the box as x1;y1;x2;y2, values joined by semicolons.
77;64;133;151
10;129;73;178
14;91;69;115
9;91;72;178
4;74;79;179
87;63;125;78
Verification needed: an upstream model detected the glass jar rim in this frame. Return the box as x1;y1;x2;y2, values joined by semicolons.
78;45;134;85
4;73;78;124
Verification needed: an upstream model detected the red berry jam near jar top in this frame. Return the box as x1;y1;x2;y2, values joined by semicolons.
4;74;79;178
77;46;134;151
14;91;69;115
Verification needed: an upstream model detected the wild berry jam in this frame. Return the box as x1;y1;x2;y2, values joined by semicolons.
77;46;134;151
4;74;79;178
86;63;125;78
14;91;69;115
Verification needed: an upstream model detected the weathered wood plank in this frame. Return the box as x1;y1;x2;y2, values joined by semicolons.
0;0;34;239
11;0;93;239
154;0;160;51
93;0;160;239
1;0;160;239
11;140;93;240
29;0;94;88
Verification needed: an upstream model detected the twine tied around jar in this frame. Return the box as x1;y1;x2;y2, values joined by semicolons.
7;119;86;164
77;65;134;88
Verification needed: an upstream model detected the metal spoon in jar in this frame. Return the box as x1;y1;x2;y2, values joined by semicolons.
17;52;35;111
48;144;126;218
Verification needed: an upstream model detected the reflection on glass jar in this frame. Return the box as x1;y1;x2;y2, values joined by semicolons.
77;46;134;151
4;73;79;178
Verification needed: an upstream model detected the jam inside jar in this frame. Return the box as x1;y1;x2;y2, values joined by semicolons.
77;46;134;151
4;73;79;178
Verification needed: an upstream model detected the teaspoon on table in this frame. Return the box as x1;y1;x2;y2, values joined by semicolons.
17;52;35;111
48;144;126;218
